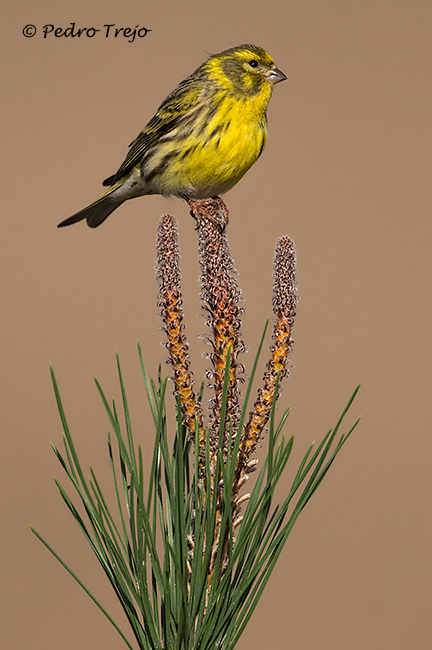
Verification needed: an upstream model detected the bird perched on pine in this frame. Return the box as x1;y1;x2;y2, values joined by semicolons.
58;44;286;229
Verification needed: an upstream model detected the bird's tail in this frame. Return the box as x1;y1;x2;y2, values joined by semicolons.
58;181;125;229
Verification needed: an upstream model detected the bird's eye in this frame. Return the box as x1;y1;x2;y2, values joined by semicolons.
248;59;259;68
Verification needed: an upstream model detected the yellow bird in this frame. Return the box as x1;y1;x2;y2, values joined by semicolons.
58;44;286;229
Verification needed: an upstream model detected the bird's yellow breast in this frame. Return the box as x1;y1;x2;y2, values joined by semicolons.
142;88;269;199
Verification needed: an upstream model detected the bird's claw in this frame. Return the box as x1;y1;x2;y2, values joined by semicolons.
186;197;229;233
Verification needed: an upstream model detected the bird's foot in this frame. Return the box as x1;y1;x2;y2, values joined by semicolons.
186;196;229;232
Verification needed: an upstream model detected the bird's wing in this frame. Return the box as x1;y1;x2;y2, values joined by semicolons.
103;79;203;186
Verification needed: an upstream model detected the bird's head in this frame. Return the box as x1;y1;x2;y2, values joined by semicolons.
204;44;287;97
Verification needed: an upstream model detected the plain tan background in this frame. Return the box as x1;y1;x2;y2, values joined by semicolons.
1;0;431;648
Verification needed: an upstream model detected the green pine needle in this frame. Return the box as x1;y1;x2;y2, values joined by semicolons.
33;351;359;650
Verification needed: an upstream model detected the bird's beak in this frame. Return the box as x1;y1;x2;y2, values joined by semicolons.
267;67;287;85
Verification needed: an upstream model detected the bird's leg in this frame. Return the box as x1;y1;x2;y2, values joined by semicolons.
186;196;229;232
